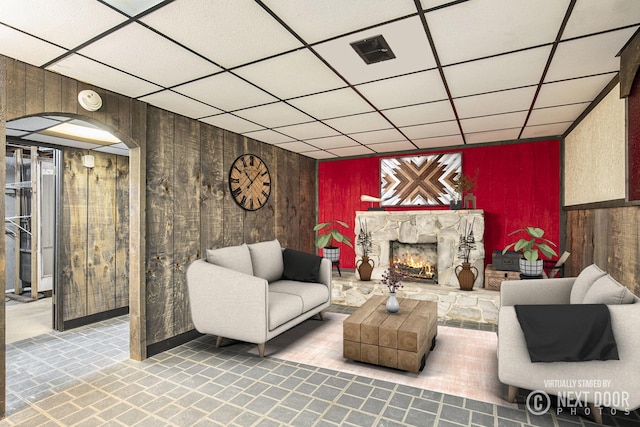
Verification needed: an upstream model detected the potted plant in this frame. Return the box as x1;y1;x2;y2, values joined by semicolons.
450;169;478;210
380;263;404;313
502;226;558;276
455;219;478;290
314;219;353;262
356;219;374;281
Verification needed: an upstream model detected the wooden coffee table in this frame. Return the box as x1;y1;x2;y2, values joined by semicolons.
343;295;437;372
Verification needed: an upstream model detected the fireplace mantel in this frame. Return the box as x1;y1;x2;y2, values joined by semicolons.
355;210;485;288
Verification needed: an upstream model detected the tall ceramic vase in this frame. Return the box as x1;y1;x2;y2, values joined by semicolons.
356;256;375;281
386;292;399;313
455;262;478;291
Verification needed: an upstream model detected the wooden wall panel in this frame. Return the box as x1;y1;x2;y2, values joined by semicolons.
5;59;26;120
172;115;200;336
61;149;88;320
275;148;300;249
25;65;44;116
298;156;316;253
242;137;275;244
43;71;61;113
566;207;640;296
146;107;175;345
86;153;117;314
115;156;130;309
199;125;225;251
222;131;244;247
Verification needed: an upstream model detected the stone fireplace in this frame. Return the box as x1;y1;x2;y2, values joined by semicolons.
355;210;485;288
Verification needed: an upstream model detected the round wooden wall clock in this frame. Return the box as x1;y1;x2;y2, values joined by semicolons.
229;154;272;211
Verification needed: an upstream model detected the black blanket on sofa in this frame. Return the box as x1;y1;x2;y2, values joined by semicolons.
514;304;619;362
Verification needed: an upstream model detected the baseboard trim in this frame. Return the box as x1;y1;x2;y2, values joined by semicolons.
146;329;203;357
63;307;129;331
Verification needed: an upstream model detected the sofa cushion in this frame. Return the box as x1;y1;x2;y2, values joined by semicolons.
282;249;323;283
270;280;329;312
268;291;303;330
582;274;636;305
248;239;284;283
570;264;606;304
206;244;254;276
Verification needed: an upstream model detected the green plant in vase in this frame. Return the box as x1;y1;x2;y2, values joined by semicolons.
503;226;558;276
314;219;353;263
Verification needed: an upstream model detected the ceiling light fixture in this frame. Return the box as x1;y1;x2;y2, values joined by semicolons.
78;90;103;112
350;35;396;65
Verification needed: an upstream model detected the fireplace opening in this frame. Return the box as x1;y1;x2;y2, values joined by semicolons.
390;241;437;282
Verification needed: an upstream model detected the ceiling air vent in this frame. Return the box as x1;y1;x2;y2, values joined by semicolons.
350;34;395;65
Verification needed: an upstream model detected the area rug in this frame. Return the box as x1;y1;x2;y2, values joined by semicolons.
240;312;513;407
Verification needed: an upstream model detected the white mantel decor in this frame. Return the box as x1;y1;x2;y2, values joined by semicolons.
355;210;485;288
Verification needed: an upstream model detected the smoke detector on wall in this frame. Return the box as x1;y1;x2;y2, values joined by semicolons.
78;90;102;112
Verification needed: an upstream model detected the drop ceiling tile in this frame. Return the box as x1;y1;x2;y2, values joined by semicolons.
141;0;302;68
6;129;28;137
328;146;375;157
306;136;359;150
288;88;373;119
420;1;462;9
102;0;165;17
243;129;295;145
262;0;417;44
465;128;521;144
139;90;222;119
93;143;130;157
234;102;311;128
304;151;338;160
234;50;345;99
368;141;417;153
324;112;392;134
276;122;339;140
528;103;590;126
460;111;528;134
444;46;552;97
349;129;406;145
79;23;221;87
563;0;640;39
174;73;277;111
546;27;637;82
7;117;60;132
521;122;572;139
0;0;127;49
356;70;448;110
454;87;537;119
47;54;163;99
426;0;567;66
27;133;101;150
201;114;264;134
413;134;465;149
0;26;67;67
314;16;437;85
535;74;615;108
275;141;316;153
383;100;455;127
400;121;460;139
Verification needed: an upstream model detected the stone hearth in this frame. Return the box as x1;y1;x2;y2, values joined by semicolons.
355;210;485;288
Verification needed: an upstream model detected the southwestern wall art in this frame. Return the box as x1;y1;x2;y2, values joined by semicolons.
380;153;461;206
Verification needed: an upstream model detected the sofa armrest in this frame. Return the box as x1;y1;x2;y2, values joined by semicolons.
186;259;268;344
318;258;332;289
500;277;575;306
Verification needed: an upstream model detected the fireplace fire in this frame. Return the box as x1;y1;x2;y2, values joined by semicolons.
390;241;437;282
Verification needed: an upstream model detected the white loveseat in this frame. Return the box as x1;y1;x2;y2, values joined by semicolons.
186;239;331;357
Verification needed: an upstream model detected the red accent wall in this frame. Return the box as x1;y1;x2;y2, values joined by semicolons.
318;140;561;269
628;72;640;201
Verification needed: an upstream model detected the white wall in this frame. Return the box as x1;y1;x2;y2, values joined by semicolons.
564;84;626;205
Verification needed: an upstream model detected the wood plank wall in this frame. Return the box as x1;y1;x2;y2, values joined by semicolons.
145;106;316;345
60;149;130;322
565;207;640;296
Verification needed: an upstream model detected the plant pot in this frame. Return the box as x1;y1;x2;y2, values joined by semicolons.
386;292;399;313
519;259;543;276
322;246;340;262
455;262;478;291
356;255;375;281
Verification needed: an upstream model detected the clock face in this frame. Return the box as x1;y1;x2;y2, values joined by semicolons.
229;154;272;211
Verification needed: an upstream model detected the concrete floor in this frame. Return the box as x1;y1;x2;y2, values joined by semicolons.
5;297;52;344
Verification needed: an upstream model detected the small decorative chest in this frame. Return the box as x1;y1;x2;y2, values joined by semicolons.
484;264;521;290
491;250;521;271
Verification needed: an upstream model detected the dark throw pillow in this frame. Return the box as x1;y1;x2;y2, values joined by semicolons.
282;248;322;283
